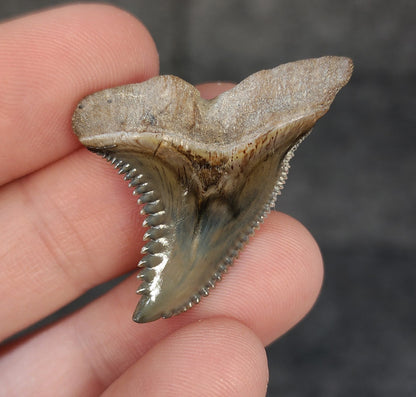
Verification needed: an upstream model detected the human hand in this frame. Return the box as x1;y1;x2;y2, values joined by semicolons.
0;5;323;396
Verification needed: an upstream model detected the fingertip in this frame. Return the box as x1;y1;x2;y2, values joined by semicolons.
263;212;324;296
196;211;324;344
197;82;236;99
265;212;324;322
66;3;160;87
0;3;159;184
102;318;268;397
256;211;324;338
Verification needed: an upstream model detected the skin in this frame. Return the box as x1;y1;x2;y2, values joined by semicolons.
0;4;323;397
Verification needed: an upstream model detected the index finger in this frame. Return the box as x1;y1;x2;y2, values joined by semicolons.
0;3;159;186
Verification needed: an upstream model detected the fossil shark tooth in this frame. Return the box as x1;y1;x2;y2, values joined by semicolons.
72;56;353;323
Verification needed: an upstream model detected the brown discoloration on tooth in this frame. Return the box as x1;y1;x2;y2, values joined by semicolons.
72;56;353;323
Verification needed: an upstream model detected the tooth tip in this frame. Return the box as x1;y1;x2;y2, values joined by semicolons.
132;311;149;323
132;298;163;323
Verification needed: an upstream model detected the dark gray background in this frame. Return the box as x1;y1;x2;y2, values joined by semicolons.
1;1;415;396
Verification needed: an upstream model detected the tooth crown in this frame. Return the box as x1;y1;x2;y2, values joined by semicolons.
73;56;353;323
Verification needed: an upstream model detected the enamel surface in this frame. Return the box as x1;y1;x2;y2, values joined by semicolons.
72;56;353;322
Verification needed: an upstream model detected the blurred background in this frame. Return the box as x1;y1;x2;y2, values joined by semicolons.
1;1;415;395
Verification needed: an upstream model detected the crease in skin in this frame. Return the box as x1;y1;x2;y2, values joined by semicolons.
72;56;353;323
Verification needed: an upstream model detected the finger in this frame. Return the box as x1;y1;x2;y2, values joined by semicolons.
0;82;236;340
0;3;158;186
102;318;268;397
0;149;143;340
0;2;158;339
197;82;236;99
0;212;323;394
